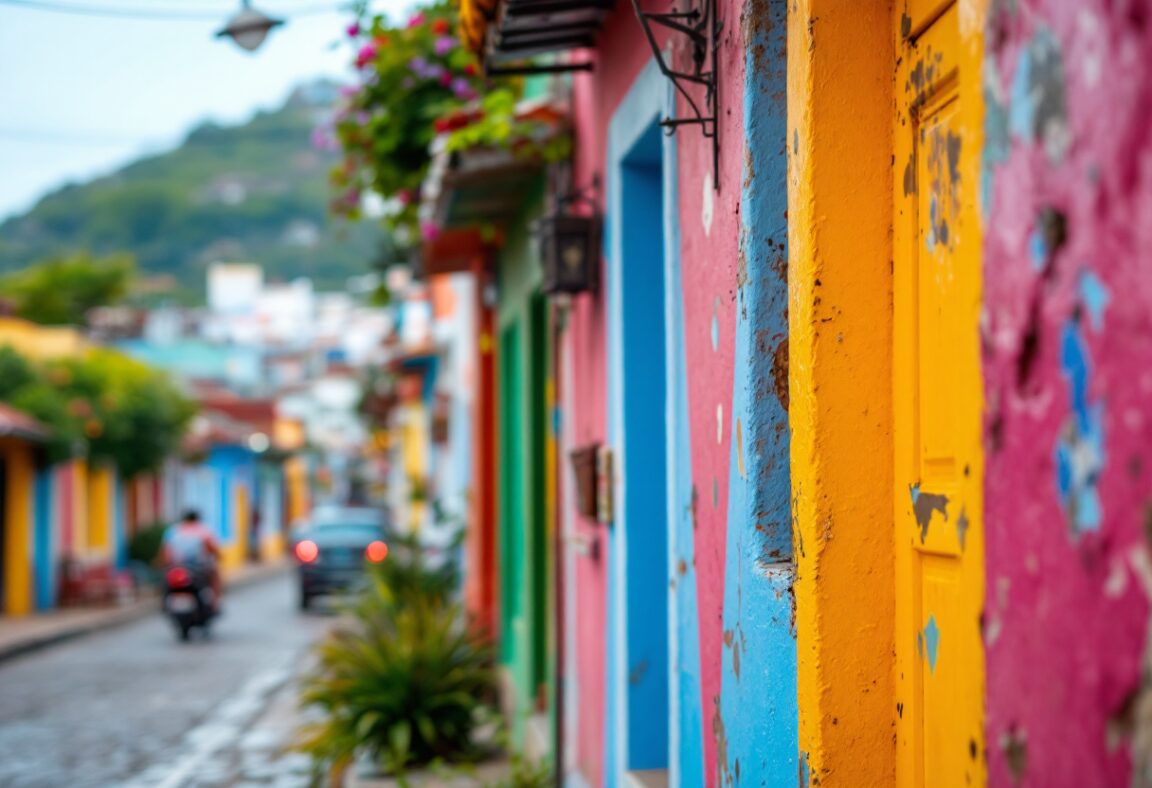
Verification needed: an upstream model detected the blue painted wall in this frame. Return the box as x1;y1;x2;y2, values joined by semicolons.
605;58;679;784
33;468;54;610
620;121;670;771
717;0;797;780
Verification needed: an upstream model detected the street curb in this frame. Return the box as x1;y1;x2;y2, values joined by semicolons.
0;561;292;666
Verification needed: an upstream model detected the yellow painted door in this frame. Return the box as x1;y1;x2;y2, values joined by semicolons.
893;2;985;786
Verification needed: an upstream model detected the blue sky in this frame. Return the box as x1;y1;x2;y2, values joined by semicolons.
0;0;411;220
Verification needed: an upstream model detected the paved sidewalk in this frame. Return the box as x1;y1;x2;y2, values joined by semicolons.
0;558;291;664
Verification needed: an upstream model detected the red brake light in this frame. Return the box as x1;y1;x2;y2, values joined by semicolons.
365;540;389;563
295;540;319;563
166;567;190;587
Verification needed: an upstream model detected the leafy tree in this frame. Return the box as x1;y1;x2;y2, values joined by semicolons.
0;252;134;325
48;349;196;477
0;345;195;474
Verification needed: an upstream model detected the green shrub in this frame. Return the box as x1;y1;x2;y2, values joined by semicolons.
128;521;169;566
296;544;495;776
488;755;553;788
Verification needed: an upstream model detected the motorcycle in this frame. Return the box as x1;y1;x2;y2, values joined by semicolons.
163;563;217;641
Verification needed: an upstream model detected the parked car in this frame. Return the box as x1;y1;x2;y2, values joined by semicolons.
292;506;391;610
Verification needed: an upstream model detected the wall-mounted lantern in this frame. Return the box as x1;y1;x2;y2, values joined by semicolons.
538;183;601;296
631;0;719;188
539;213;601;296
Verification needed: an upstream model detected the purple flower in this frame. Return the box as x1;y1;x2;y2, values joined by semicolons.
339;85;358;98
451;77;475;99
346;22;360;37
409;56;430;76
434;36;456;56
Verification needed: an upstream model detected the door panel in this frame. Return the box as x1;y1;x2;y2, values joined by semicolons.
893;3;985;786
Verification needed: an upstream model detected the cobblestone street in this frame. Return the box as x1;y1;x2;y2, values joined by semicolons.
0;573;331;788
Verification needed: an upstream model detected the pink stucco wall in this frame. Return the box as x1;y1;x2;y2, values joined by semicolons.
982;2;1152;784
563;1;753;783
671;4;748;784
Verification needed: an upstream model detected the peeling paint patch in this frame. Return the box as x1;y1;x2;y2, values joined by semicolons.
798;750;809;787
1000;725;1028;783
1008;25;1069;161
1029;207;1066;271
923;616;941;673
925;122;961;254
957;506;971;550
1078;269;1110;331
717;403;724;444
713;697;731;786
711;296;721;351
910;483;950;541
981;76;1011;215
772;338;790;411
1055;317;1105;535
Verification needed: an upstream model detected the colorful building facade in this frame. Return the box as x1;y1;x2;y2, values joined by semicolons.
440;0;1152;785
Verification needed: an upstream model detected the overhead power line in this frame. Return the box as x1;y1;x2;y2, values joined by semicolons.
0;0;353;20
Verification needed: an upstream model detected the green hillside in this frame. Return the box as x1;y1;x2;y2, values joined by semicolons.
0;81;385;296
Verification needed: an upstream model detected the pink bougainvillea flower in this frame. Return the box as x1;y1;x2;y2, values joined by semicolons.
439;71;453;87
407;12;425;28
434;36;456;56
338;84;358;98
420;221;441;241
397;189;412;205
346;22;360;37
355;43;377;69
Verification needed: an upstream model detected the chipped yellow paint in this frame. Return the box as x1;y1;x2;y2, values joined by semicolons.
893;3;986;786
788;1;897;783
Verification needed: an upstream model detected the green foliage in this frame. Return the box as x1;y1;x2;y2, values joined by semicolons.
0;345;195;474
0;82;385;292
489;755;553;788
51;349;197;477
332;1;567;239
363;531;461;609
0;252;133;326
296;540;494;776
127;521;169;566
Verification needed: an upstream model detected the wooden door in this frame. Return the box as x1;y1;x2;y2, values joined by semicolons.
893;2;985;785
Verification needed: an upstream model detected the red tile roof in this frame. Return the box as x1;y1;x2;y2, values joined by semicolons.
0;403;49;442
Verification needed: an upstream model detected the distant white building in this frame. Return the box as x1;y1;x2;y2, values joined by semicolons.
207;262;263;316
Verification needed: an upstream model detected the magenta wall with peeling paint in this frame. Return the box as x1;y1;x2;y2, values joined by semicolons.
982;2;1152;784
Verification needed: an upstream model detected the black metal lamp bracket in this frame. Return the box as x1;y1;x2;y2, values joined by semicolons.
631;0;719;190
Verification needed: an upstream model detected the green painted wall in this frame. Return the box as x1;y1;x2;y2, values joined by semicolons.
495;181;556;751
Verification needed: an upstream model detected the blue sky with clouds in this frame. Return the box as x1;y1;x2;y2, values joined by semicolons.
0;0;411;220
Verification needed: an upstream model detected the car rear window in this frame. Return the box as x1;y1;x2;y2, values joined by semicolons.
310;523;384;539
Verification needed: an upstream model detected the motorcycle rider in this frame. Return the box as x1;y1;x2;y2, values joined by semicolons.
161;509;222;612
